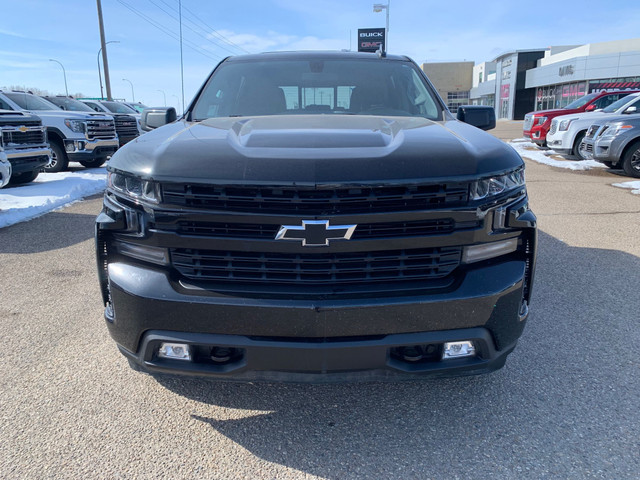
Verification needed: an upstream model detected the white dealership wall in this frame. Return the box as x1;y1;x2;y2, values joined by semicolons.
525;38;640;89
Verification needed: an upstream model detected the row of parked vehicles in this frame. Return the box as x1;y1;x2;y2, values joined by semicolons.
523;89;640;178
0;91;146;187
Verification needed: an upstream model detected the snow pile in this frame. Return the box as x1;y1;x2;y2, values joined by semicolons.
0;168;106;228
612;180;640;195
510;140;606;171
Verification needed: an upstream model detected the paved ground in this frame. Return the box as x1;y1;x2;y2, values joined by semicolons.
1;121;638;479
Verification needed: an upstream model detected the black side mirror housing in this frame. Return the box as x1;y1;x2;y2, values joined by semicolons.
456;105;496;131
141;107;177;131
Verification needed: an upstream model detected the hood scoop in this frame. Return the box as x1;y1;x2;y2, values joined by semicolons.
227;115;405;149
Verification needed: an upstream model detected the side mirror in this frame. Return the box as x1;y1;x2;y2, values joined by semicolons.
624;106;637;114
456;105;496;131
141;107;177;131
585;104;597;112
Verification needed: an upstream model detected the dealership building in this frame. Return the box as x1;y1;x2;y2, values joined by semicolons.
470;38;640;120
421;61;474;112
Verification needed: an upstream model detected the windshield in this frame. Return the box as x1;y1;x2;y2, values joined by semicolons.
102;101;137;114
603;94;640;113
563;93;598;110
128;103;147;113
192;58;443;121
45;97;95;112
5;93;61;111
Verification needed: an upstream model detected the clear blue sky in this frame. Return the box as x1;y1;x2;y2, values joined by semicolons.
1;0;639;110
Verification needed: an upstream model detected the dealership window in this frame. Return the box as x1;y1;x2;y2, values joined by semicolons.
446;91;470;111
535;82;587;110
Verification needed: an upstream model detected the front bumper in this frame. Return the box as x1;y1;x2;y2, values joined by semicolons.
589;136;619;164
108;259;529;381
546;131;572;154
5;146;51;174
65;137;119;161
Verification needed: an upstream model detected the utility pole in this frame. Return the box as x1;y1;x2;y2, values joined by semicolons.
96;0;112;100
179;0;185;116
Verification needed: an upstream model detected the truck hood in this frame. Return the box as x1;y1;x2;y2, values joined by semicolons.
28;109;112;121
526;108;584;118
109;115;523;184
555;111;631;129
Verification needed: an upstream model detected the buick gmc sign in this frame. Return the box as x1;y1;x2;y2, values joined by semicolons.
358;28;385;52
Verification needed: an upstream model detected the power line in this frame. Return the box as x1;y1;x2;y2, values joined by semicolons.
181;3;251;54
148;0;244;56
115;0;221;61
154;0;249;54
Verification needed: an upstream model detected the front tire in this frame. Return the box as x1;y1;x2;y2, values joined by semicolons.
79;157;107;168
572;132;587;160
9;170;39;185
45;141;69;173
622;140;640;178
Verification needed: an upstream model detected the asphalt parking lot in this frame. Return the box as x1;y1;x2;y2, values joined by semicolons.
1;121;639;479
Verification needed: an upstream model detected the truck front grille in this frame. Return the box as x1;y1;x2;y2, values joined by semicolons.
159;218;469;239
161;182;469;214
86;119;116;140
114;116;139;138
586;124;599;139
523;115;533;131
170;247;462;286
1;126;45;146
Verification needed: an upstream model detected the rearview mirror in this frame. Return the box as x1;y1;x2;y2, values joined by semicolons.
456;105;496;131
141;107;177;131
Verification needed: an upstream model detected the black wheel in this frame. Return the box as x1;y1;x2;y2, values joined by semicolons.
622;140;640;178
79;157;107;168
8;170;39;185
572;131;587;160
45;141;69;173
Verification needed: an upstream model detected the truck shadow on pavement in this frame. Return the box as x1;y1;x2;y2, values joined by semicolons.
0;210;97;254
155;230;640;478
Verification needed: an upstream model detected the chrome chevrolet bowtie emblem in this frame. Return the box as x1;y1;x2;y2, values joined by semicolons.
275;220;357;246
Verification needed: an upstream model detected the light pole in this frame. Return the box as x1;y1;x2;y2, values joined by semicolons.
373;1;390;51
49;59;69;96
122;78;135;102
98;41;119;99
157;89;167;107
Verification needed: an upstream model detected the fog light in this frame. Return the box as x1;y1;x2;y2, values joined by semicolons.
442;341;476;360
158;342;191;361
65;142;75;152
462;238;518;264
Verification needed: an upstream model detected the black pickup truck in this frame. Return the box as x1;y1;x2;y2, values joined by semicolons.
96;51;537;381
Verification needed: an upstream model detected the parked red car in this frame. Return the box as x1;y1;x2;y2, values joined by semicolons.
523;90;639;147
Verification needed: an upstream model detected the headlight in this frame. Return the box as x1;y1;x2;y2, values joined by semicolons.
64;119;86;133
558;118;574;131
470;168;525;201
601;124;634;138
534;116;547;126
107;171;161;203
